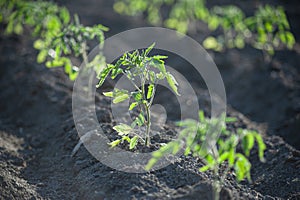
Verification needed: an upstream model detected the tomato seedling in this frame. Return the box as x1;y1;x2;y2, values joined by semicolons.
97;43;179;148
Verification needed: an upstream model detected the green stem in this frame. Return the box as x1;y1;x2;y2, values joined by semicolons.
212;166;221;200
145;103;151;147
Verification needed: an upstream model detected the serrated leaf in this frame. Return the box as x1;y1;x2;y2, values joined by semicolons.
113;93;129;104
135;113;145;126
144;42;155;57
111;67;123;79
122;136;131;143
113;123;132;135
166;72;179;95
132;91;142;101
108;139;121;148
156;72;165;80
96;64;114;88
129;102;138;110
149;71;156;82
147;84;154;99
103;91;113;97
153;59;166;74
129;136;138;149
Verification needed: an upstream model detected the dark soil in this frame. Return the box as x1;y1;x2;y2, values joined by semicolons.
1;0;300;199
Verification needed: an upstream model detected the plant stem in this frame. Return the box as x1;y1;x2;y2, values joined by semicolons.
212;166;221;200
145;103;151;147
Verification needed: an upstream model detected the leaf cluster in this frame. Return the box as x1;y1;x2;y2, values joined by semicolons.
0;0;108;80
113;0;295;55
98;43;179;148
146;111;266;183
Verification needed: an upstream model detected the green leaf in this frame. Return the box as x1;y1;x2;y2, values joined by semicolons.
135;112;145;126
203;36;219;50
34;39;45;50
60;7;70;24
122;136;131;143
149;71;156;82
285;32;295;49
103;91;113;97
145;158;157;170
144;42;155;57
37;50;48;63
14;23;23;35
254;133;266;162
111;67;123;79
113;93;129;104
96;64;114;88
184;146;191;156
108;139;121;148
208;16;219;31
225;117;237;123
132;91;143;101
147;84;154;99
129;102;138;110
153;55;168;60
199;165;210;172
242;132;255;156
218;152;229;163
153;59;166;74
228;148;235;166
198;110;205;122
172;142;181;154
156;72;165;80
166;72;180;95
113;123;132;135
46;16;61;32
234;153;252;182
129;136;138;149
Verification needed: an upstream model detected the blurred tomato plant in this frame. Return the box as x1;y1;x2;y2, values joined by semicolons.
113;0;295;55
0;0;108;80
146;111;266;200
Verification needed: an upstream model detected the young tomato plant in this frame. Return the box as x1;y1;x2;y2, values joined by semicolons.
97;43;179;149
146;110;266;200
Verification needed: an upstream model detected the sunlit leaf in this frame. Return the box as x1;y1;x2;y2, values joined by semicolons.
108;139;121;147
129;136;138;149
147;84;154;99
113;123;132;135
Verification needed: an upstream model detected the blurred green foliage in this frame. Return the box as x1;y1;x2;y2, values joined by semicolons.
113;0;295;55
0;0;108;80
146;111;266;199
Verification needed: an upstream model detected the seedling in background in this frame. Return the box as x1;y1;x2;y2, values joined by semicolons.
0;0;108;80
146;110;266;200
96;43;179;149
